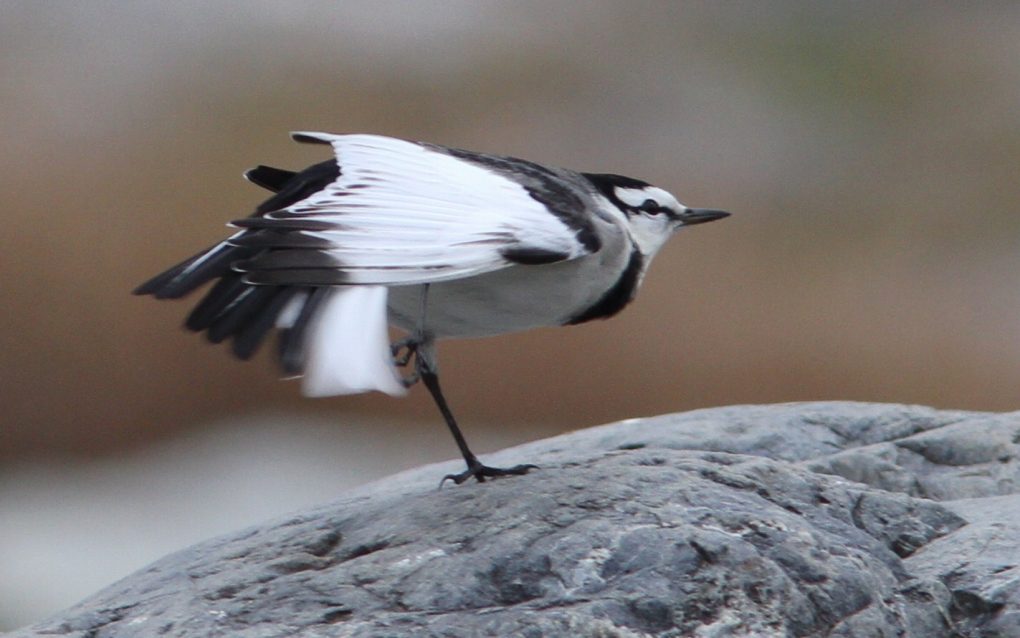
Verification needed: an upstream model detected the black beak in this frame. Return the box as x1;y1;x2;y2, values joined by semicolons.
679;208;730;226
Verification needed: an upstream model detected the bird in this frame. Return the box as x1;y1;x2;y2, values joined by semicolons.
134;132;729;484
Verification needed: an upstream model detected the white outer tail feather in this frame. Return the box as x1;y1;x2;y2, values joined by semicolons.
301;286;407;397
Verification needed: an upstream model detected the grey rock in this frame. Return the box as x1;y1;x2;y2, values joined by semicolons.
8;402;1020;637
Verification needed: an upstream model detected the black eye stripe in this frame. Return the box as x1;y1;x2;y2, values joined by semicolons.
637;199;668;215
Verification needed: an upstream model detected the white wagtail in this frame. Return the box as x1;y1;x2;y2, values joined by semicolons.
135;133;729;484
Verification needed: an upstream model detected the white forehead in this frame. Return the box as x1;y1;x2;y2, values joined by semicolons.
614;185;682;210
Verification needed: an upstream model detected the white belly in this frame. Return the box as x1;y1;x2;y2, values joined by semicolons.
386;246;631;339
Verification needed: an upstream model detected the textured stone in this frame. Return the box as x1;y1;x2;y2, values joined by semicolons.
8;402;1020;637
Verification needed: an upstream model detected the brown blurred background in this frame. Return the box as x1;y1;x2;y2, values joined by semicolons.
3;1;1020;629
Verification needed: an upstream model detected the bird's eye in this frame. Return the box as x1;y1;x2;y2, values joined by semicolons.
639;199;661;214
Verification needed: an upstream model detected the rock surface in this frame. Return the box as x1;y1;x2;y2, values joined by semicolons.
9;402;1020;637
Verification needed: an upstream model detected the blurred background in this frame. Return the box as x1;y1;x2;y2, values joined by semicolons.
3;1;1020;629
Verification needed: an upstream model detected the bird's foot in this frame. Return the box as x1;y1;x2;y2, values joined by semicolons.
390;337;418;367
390;337;421;387
440;461;539;486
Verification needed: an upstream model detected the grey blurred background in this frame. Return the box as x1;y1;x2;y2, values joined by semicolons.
3;1;1020;629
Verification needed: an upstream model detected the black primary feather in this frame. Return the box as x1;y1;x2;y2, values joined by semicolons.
132;243;255;299
227;230;337;249
242;269;350;287
234;250;343;272
230;217;341;232
245;165;297;192
291;132;332;145
136;158;342;365
132;161;336;300
253;160;339;215
131;252;200;297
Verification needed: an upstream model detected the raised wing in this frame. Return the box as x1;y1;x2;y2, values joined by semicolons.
229;133;600;286
134;133;605;382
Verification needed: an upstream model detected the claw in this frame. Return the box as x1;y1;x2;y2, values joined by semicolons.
440;462;539;487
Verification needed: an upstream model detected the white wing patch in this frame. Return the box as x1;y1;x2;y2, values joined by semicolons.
247;133;591;285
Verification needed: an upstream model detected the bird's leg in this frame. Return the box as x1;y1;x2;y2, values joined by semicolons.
417;348;538;486
409;284;537;486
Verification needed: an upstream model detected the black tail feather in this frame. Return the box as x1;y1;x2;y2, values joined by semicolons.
137;152;345;372
182;273;314;365
207;284;279;344
279;287;329;376
232;287;300;360
185;275;250;333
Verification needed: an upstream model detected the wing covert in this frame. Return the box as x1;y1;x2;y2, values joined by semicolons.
231;133;600;286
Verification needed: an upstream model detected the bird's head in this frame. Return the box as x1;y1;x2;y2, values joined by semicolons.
584;173;729;256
